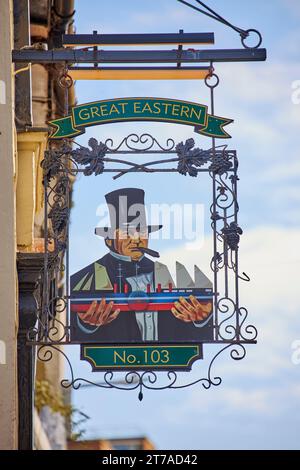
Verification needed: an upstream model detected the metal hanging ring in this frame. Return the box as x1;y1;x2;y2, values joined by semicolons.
241;29;262;49
205;73;220;89
58;72;73;89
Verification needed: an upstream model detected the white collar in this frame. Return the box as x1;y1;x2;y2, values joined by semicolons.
109;250;144;263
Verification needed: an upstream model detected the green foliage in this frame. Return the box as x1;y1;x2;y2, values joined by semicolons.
35;380;72;416
35;380;90;441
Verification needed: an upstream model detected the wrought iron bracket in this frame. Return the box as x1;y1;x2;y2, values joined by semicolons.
12;47;267;65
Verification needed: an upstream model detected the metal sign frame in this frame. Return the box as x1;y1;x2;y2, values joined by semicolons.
13;10;266;398
30;105;257;398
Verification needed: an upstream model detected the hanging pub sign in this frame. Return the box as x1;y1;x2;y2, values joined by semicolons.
48;97;233;140
70;187;214;371
50;97;234;372
39;84;257;399
22;0;265;401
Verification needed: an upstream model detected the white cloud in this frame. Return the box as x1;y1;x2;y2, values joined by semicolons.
218;63;294;104
281;0;300;17
158;225;300;384
260;158;300;182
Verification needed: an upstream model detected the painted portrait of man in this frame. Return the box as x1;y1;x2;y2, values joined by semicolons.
70;188;213;343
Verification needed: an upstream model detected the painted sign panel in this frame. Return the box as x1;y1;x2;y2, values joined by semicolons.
70;188;214;370
49;97;233;139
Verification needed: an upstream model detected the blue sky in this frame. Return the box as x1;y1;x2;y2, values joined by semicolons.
66;0;300;449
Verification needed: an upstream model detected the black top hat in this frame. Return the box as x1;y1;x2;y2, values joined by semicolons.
95;188;162;238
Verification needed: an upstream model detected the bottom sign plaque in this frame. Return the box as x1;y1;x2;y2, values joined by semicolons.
81;344;203;371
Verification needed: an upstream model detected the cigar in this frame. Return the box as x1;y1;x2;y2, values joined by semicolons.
132;247;160;258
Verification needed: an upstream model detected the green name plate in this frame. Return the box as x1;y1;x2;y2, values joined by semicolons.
49;97;233;139
81;344;203;371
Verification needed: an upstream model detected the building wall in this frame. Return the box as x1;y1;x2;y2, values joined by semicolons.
0;0;18;451
0;0;76;450
68;437;155;451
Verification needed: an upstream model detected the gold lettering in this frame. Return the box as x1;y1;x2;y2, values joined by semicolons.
119;102;128;113
161;349;170;363
150;350;160;364
190;107;202;121
90;106;101;118
114;350;126;364
152;102;161;114
180;105;190;119
171;104;180;116
78;108;90;120
134;102;141;113
127;354;137;364
162;103;172;115
109;103;120;115
142;102;153;113
99;104;108;116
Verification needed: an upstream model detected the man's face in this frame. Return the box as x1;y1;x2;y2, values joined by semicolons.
110;228;149;260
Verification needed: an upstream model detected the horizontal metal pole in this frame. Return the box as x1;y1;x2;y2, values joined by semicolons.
28;340;257;345
55;169;215;175
12;48;267;64
62;32;215;46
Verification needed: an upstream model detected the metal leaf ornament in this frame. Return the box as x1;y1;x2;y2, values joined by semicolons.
71;138;108;176
176;138;210;177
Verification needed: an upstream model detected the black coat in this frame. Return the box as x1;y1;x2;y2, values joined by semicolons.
70;252;213;343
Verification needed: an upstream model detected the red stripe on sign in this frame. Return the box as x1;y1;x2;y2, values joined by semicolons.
70;302;177;312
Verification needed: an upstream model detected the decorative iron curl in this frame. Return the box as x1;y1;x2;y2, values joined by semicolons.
239;307;258;341
32;301;69;344
37;344;55;363
105;133;176;152
172;343;247;391
37;345;77;389
216;297;238;341
46;177;69;211
212;173;238;213
47;322;69;343
230;343;246;361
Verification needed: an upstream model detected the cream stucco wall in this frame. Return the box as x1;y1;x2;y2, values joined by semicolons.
16;131;48;248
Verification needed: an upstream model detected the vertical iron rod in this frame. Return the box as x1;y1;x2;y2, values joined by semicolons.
209;73;219;341
233;161;240;341
65;67;71;341
223;207;229;299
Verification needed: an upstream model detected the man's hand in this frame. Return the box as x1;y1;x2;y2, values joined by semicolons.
171;295;212;323
78;299;120;326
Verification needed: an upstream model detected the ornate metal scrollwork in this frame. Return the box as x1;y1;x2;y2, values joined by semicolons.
208;147;254;343
104;133;176;152
30;132;256;398
36;342;248;401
